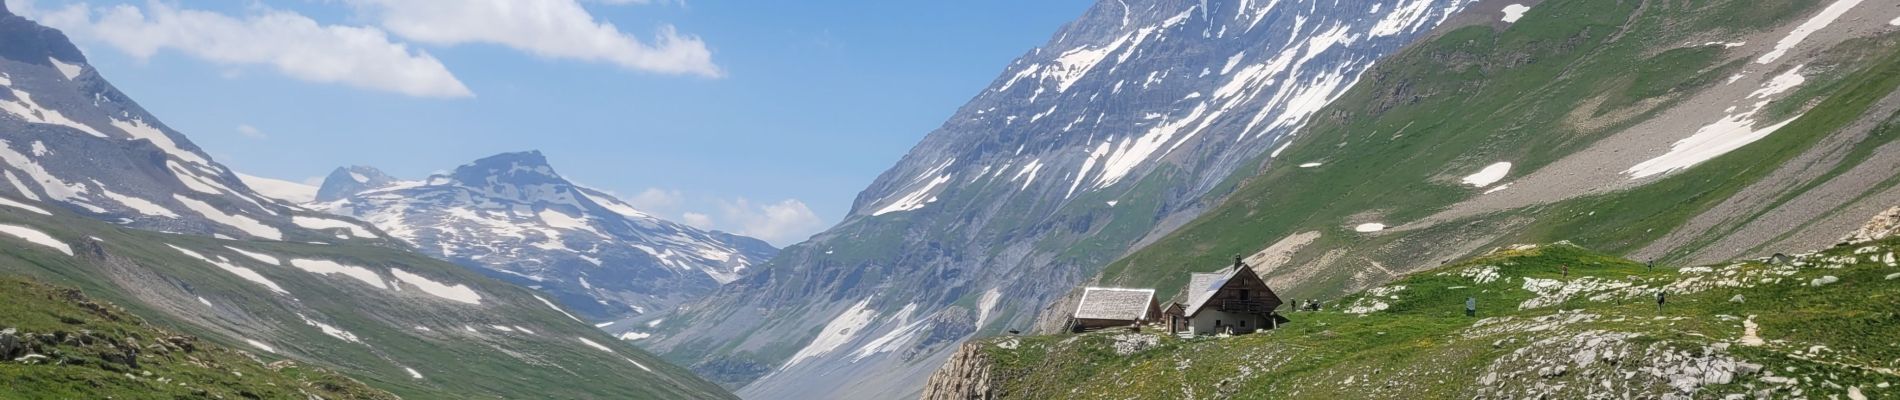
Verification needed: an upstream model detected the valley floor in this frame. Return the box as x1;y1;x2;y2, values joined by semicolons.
929;241;1900;399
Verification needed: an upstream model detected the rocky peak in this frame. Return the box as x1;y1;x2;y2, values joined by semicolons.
450;150;563;186
315;165;398;201
0;4;87;67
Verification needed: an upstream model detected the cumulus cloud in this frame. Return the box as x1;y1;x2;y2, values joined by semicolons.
627;187;685;212
715;198;825;246
20;1;473;98
344;0;722;77
622;187;827;246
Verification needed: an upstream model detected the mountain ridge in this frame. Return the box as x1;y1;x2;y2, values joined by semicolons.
311;150;778;323
643;0;1480;398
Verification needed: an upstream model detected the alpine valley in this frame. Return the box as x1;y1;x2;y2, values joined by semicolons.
646;0;1900;398
5;0;1900;398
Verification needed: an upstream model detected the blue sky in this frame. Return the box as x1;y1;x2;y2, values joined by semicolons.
13;0;1093;245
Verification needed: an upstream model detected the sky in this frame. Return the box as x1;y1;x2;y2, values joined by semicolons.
9;0;1094;246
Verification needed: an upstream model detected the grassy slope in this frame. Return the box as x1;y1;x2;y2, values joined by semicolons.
0;275;397;399
1100;0;1900;302
973;240;1900;399
0;201;734;399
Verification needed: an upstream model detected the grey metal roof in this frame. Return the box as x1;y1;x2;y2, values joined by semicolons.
1183;267;1242;317
1073;287;1156;321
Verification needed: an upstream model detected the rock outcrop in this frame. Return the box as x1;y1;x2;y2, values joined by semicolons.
1842;206;1900;244
919;341;998;400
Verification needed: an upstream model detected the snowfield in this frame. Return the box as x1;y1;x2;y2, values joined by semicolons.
225;246;282;265
169;245;288;294
292;216;380;238
781;298;878;370
0;196;51;216
1500;4;1531;23
172;194;283;240
0;223;70;256
290;258;388;289
49;57;83;80
390;268;483;305
1461;162;1513;188
1628;66;1807;178
1757;0;1864;64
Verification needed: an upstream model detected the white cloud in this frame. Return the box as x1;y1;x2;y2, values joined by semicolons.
21;1;472;98
236;124;266;139
344;0;721;77
627;187;684;212
714;198;824;247
680;211;713;229
621;187;825;246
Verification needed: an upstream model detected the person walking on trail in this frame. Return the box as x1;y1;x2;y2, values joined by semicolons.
1562;264;1570;279
1647;260;1655;273
1656;291;1667;312
1465;297;1477;317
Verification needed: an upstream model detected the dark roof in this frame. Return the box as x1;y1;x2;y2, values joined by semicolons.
1073;287;1156;321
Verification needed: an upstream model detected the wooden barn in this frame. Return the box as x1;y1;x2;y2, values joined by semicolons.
1169;257;1286;336
1070;287;1161;332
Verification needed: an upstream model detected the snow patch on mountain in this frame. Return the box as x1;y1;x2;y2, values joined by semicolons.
292;215;378;239
48;57;83;80
169;245;287;294
290;258;387;289
1500;4;1531;23
0;223;69;256
1462;162;1513;188
111;117;206;165
1;88;107;137
236;173;317;203
0;196;52;216
298;313;362;343
782;298;878;370
390;268;482;305
97;188;178;218
1757;0;1863;64
1629;67;1807;178
172;195;282;240
224;246;281;265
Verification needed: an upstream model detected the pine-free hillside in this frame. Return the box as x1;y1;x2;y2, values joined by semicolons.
0;275;397;400
925;240;1900;399
1092;0;1900;312
0;193;735;399
641;0;1477;397
308;152;776;324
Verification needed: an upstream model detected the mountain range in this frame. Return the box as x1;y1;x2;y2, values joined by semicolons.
0;3;734;398
306;152;777;323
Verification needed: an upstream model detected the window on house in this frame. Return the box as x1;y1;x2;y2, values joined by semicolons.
1241;320;1248;327
1239;290;1250;300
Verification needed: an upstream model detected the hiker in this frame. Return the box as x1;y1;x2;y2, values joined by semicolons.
1656;291;1667;312
1465;297;1476;317
1646;260;1655;273
1561;264;1570;279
